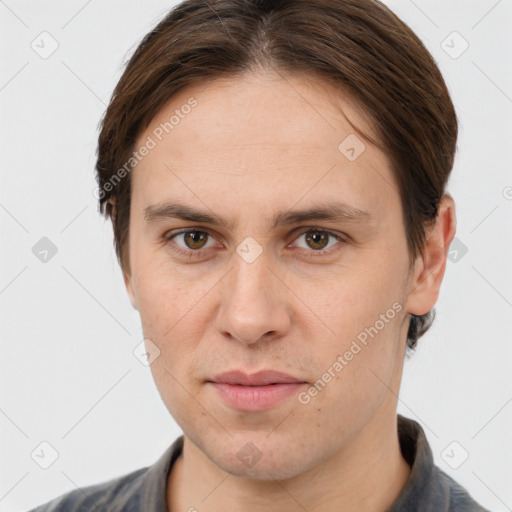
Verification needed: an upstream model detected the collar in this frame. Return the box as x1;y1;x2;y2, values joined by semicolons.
136;415;486;512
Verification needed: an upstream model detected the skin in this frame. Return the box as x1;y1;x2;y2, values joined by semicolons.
119;68;456;511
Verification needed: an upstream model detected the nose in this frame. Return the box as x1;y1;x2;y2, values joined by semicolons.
215;248;291;346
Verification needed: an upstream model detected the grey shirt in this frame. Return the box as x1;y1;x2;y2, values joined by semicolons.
27;415;491;511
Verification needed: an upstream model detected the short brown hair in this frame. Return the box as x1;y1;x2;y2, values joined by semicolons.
95;0;458;350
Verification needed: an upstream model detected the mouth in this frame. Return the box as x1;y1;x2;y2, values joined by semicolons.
207;370;308;412
209;369;307;386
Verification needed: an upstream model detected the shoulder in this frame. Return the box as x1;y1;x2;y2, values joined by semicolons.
26;465;149;512
26;437;183;512
435;467;493;512
394;415;493;512
27;436;183;511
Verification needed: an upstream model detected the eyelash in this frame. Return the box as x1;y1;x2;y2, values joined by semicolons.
163;227;346;259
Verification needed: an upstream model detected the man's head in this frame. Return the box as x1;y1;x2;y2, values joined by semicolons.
96;0;458;351
94;0;457;480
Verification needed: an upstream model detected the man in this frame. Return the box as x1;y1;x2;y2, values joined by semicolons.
29;0;491;510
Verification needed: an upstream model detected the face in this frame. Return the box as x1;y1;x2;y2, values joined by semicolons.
124;70;424;480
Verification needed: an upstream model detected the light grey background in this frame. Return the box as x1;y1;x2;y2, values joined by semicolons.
0;1;511;511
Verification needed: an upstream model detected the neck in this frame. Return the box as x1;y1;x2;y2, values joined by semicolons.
167;411;411;512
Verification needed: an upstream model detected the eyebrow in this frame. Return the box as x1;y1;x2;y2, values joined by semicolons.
144;200;374;231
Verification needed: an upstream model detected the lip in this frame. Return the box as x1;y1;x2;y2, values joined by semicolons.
207;370;307;412
210;369;306;386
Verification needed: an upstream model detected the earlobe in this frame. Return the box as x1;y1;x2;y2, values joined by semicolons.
405;194;457;316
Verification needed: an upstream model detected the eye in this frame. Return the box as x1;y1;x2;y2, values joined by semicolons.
290;228;345;256
163;227;346;259
164;228;217;258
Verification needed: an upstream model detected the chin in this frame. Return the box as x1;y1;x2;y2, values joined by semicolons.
203;434;322;481
217;457;310;481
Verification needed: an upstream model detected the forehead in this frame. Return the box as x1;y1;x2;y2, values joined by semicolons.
130;70;399;223
141;70;378;147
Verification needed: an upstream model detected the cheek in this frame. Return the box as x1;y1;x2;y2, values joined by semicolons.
307;269;405;393
302;320;401;443
312;266;399;334
133;258;201;332
148;358;206;435
133;262;212;373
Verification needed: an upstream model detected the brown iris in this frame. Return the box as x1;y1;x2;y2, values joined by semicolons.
304;230;330;251
180;229;332;252
183;230;209;249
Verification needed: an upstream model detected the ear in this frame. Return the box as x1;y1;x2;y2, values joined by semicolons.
124;270;138;311
106;197;138;311
105;197;117;222
405;194;457;316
